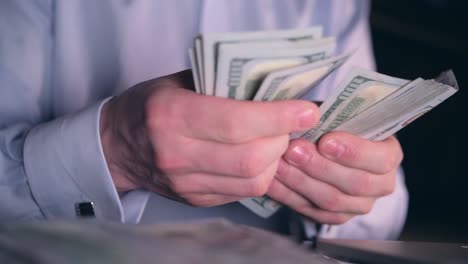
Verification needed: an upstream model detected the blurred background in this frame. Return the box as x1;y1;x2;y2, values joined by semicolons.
371;0;468;242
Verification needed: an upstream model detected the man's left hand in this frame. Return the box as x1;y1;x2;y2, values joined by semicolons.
267;132;403;225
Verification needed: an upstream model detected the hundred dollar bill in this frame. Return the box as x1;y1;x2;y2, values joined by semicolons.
215;38;336;99
196;27;323;96
299;68;409;142
253;53;350;101
334;70;458;141
239;197;283;219
188;48;202;94
194;38;204;93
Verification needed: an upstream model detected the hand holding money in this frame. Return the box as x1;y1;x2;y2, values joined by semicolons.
189;26;458;219
267;133;402;224
100;70;319;207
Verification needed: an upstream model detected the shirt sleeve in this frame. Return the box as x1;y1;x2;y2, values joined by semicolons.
23;99;124;221
300;170;408;240
317;168;408;240
0;0;149;223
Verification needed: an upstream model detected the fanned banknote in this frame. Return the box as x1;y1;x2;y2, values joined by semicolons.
214;38;336;99
192;27;323;96
298;68;409;142
253;53;350;102
332;70;458;141
188;27;459;218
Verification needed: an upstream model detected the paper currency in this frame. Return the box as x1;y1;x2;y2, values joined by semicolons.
192;27;323;95
188;48;202;94
253;53;350;101
333;70;458;141
239;197;283;218
214;38;336;99
188;27;459;218
298;68;409;142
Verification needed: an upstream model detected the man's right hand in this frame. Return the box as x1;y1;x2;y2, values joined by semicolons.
99;70;319;207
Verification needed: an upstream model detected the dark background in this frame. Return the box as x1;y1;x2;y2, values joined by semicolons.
371;0;468;242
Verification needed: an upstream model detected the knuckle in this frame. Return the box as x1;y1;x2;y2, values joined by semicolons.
382;175;397;196
146;97;177;133
311;153;330;176
398;149;405;164
381;149;403;174
246;177;271;197
286;170;307;190
350;172;372;196
300;202;354;225
315;212;350;225
392;137;404;161
239;150;265;178
167;178;189;195
361;200;375;214
297;204;315;217
155;153;185;174
218;119;244;143
353;199;375;215
312;212;349;225
361;207;372;215
183;196;199;207
186;196;214;208
146;112;167;136
320;193;344;212
381;159;396;174
390;150;404;170
329;214;351;225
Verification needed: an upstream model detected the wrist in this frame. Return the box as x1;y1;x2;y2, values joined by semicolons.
100;99;139;192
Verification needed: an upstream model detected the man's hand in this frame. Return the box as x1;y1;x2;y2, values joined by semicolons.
99;70;319;207
267;132;403;225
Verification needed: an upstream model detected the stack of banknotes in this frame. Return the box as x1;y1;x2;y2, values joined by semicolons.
189;26;459;218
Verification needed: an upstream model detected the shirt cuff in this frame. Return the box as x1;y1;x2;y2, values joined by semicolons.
121;190;150;223
23;99;146;222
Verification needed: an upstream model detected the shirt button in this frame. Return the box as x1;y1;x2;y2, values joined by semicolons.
75;202;95;217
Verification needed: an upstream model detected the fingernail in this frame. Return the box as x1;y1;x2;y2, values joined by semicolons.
322;139;345;159
285;145;311;165
297;108;317;130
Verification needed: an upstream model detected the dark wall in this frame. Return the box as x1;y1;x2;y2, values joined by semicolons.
371;0;468;242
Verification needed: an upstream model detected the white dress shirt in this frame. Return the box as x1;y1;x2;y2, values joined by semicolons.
0;0;408;240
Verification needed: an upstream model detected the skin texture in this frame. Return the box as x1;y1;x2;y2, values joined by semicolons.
267;134;402;224
100;70;403;225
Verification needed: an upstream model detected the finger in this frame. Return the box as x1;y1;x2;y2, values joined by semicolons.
275;159;376;214
156;135;288;177
267;180;356;225
318;132;403;174
169;161;279;197
283;140;396;197
182;193;245;207
149;88;319;143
